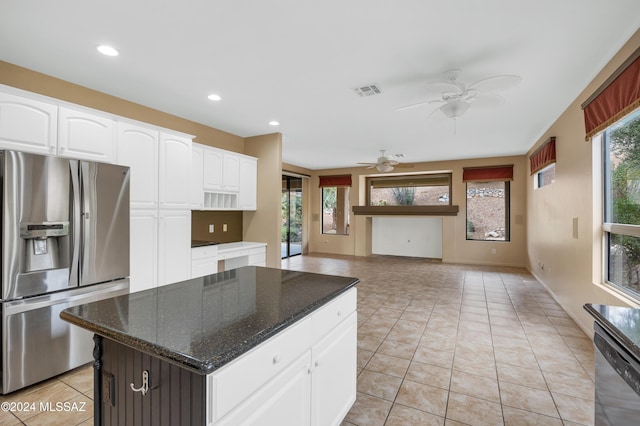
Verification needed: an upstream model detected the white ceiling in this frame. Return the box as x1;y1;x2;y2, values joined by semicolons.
1;1;639;170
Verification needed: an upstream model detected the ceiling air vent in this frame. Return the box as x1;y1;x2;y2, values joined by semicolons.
353;84;382;97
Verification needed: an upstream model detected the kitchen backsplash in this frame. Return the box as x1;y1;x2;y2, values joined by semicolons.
191;211;243;243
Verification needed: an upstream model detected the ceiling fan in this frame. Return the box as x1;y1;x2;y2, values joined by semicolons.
357;150;414;173
397;69;521;125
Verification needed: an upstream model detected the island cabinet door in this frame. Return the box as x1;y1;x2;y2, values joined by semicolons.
213;350;312;426
311;312;357;426
100;338;206;426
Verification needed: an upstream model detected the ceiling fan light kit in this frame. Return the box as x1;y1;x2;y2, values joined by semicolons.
440;99;470;119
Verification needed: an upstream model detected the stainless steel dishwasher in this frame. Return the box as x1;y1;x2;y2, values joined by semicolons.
594;322;640;425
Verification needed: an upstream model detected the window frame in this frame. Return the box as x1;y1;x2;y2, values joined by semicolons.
321;186;350;235
465;180;511;242
365;173;453;207
534;163;556;189
601;108;640;299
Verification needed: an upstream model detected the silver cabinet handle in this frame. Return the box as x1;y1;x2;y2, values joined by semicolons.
130;370;149;396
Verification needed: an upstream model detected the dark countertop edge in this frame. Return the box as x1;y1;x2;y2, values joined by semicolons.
61;279;359;375
583;303;640;359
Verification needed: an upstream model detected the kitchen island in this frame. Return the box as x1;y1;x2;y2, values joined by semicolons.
61;266;359;426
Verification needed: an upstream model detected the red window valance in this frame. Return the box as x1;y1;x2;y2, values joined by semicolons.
319;174;352;187
582;46;640;140
530;137;556;175
463;165;513;182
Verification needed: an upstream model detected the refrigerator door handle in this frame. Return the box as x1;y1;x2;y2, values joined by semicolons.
69;160;81;287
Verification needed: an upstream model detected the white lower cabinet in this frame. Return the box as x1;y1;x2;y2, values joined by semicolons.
207;288;357;426
216;351;312;426
311;313;357;426
191;245;219;278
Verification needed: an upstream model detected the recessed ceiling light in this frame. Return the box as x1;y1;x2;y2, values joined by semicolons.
269;121;280;126
97;45;119;56
207;94;222;101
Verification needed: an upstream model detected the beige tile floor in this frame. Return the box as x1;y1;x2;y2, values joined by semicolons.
0;254;595;425
283;254;595;426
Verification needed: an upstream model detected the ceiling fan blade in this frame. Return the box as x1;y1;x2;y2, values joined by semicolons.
396;98;444;112
468;75;521;92
394;163;415;168
472;93;506;108
357;162;377;165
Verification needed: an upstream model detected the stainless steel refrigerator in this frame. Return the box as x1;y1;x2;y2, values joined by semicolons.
0;150;130;394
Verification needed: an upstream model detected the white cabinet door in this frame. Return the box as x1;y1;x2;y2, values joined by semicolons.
158;210;191;286
58;107;115;162
190;144;204;208
311;312;357;426
222;152;240;191
0;92;57;155
203;147;224;190
216;351;312;426
239;156;257;210
159;133;191;209
129;209;158;293
117;122;159;209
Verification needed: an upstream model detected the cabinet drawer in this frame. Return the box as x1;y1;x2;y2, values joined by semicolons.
248;246;266;256
208;315;314;422
218;249;248;260
192;246;218;260
312;288;357;341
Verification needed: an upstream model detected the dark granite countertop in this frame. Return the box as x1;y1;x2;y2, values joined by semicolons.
61;266;359;375
584;303;640;361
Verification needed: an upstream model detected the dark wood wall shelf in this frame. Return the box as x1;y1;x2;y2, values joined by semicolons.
352;205;459;216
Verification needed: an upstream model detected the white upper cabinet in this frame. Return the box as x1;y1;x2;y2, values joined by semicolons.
58;107;115;162
159;132;192;209
203;147;224;190
222;152;240;192
117;122;159;209
200;146;257;210
190;143;205;209
0;92;57;155
239;156;258;210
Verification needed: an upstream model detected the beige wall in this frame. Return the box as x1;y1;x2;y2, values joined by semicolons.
244;133;283;267
526;29;640;336
305;155;528;267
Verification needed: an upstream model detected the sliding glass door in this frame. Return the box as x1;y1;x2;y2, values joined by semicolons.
282;175;303;258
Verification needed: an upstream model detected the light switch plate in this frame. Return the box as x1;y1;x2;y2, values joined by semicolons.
209;224;214;233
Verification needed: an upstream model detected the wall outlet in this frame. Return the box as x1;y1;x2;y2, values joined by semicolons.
223;224;228;232
491;248;497;254
209;224;214;233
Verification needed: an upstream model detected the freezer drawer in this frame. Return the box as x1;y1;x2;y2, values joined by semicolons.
1;280;129;394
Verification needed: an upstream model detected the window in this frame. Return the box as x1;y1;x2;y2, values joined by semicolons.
463;165;512;241
319;175;351;235
603;107;640;298
466;181;510;241
535;163;556;189
322;187;350;235
367;174;452;206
